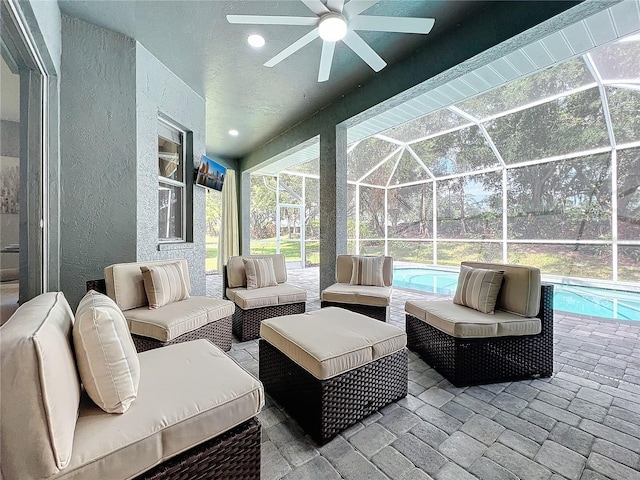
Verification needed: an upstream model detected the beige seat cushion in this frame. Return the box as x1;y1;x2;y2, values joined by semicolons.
405;300;541;338
226;254;287;288
124;297;234;341
260;307;406;380
0;292;81;480
227;283;307;310
105;259;192;311
321;282;392;307
53;340;264;480
74;291;140;413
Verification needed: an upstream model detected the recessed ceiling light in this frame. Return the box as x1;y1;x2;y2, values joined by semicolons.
228;129;239;136
247;34;265;48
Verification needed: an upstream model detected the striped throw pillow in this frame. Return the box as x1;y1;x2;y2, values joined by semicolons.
453;265;504;314
140;262;190;309
74;290;140;413
350;256;386;287
243;257;278;289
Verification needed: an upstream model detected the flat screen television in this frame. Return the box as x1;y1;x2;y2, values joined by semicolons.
194;156;226;192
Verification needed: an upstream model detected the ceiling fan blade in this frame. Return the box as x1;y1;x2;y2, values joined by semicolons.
326;0;346;13
343;0;380;19
301;0;330;16
226;15;318;26
342;30;386;72
264;29;320;67
350;16;435;34
318;41;336;82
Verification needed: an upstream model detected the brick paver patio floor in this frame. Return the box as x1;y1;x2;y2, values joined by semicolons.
207;268;640;480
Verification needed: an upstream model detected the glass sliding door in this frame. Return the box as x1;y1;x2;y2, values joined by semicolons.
1;1;50;307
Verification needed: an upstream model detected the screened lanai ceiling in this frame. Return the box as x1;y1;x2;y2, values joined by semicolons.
254;1;640;176
348;36;640;186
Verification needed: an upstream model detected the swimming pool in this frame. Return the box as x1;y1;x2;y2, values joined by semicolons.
393;268;640;321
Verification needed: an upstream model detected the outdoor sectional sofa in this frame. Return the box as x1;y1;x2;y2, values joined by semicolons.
0;292;264;479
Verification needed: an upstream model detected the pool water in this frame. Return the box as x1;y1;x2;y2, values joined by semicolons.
393;268;640;321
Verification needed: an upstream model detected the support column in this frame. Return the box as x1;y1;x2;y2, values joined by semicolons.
239;171;251;254
319;124;348;293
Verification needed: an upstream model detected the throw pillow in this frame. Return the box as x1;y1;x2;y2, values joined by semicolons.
140;262;190;309
350;256;386;287
453;265;504;314
243;257;278;289
73;290;140;414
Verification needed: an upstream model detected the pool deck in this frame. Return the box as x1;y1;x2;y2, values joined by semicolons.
208;267;640;480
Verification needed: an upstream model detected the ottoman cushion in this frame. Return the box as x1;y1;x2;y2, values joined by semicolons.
124;297;234;341
260;307;406;380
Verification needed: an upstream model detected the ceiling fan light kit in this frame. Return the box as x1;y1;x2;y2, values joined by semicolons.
227;0;435;82
318;13;347;42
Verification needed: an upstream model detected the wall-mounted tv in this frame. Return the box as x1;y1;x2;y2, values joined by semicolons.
194;156;226;192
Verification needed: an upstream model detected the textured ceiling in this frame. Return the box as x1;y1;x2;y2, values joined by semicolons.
57;0;489;159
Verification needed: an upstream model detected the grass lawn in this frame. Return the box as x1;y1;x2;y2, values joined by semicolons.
210;236;626;282
206;236;218;272
250;239;319;264
207;237;321;269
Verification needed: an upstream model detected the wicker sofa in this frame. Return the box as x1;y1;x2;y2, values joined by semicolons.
104;259;235;352
321;255;394;321
223;254;306;341
0;292;264;480
405;261;554;387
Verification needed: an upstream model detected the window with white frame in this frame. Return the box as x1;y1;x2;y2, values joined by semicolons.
158;120;186;242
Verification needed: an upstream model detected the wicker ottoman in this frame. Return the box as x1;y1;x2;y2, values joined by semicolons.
259;307;408;445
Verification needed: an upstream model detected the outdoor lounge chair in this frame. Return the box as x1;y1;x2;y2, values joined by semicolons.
223;254;307;341
405;261;554;387
321;255;393;322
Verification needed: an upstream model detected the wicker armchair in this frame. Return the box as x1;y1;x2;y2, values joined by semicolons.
1;293;263;480
321;255;393;322
405;262;554;387
223;254;306;341
101;259;234;352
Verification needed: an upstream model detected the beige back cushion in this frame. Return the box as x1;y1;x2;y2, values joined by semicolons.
350;256;386;287
462;261;541;317
453;265;504;314
141;262;190;308
0;292;81;479
336;255;393;286
227;254;287;288
243;257;278;289
74;291;140;413
105;259;191;311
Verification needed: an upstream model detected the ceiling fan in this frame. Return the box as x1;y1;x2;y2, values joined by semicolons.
227;0;435;82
